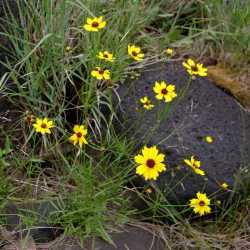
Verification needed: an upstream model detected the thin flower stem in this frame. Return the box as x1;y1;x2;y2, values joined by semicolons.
142;102;171;146
73;148;81;165
42;135;48;152
172;76;193;113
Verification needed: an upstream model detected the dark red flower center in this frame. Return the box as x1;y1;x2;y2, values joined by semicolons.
98;69;104;74
194;163;199;168
104;53;108;58
161;88;168;95
191;65;198;72
92;21;99;28
76;132;82;138
146;159;155;168
41;123;47;129
132;51;138;56
199;200;205;206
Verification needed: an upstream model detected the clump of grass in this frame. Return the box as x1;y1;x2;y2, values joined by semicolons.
184;0;250;71
49;159;130;242
0;138;13;204
0;0;154;241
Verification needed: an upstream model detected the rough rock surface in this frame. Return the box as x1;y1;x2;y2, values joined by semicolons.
4;202;164;248
115;62;250;203
47;226;165;250
4;201;63;243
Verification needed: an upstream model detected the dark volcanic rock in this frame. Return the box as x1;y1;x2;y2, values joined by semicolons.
50;225;165;250
4;201;63;243
115;62;250;203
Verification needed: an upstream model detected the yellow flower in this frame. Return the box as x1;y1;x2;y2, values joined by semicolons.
97;51;115;62
145;188;152;194
33;117;54;135
205;136;213;144
65;46;72;53
140;96;154;110
134;146;166;181
221;182;229;190
69;125;88;148
91;67;111;80
130;71;141;80
83;16;106;32
216;200;221;205
189;192;211;216
184;156;205;176
182;58;207;77
153;81;177;103
166;48;173;56
128;44;144;61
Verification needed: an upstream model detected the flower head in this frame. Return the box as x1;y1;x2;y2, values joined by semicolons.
91;67;111;80
145;188;152;194
33;117;54;135
69;125;88;148
153;81;177;103
183;59;207;77
221;182;229;190
205;136;213;144
65;46;72;53
83;16;106;32
134;146;166;181
24;113;35;125
216;200;221;205
184;156;205;176
130;71;141;80
166;48;173;56
140;96;154;110
97;51;115;62
128;44;144;61
190;192;211;216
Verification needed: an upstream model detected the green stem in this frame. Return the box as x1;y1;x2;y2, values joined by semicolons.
172;76;193;113
142;101;171;146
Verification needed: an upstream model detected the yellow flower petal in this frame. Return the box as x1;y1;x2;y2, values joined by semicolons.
134;155;145;164
187;59;195;67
